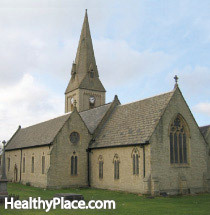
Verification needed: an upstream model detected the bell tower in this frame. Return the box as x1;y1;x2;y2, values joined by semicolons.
65;10;106;113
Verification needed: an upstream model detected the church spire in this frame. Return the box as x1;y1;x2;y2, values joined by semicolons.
65;11;106;113
74;9;97;75
65;10;105;94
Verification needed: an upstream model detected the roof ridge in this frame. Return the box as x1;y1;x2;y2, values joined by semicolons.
121;90;173;107
21;112;71;130
79;102;112;114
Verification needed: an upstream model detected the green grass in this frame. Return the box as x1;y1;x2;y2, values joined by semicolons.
0;183;210;215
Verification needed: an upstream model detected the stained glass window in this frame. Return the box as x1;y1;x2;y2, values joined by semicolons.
170;115;189;164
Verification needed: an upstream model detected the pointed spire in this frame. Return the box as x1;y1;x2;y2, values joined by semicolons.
74;9;98;77
65;10;105;94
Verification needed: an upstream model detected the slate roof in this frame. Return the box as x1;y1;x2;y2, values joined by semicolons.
200;125;210;137
5;113;71;151
5;103;112;151
5;90;175;151
90;91;174;149
80;103;111;133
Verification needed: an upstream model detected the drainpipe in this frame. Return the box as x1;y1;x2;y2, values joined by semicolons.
86;148;91;187
140;141;149;178
143;145;145;178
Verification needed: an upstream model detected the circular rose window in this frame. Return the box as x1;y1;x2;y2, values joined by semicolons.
70;132;80;144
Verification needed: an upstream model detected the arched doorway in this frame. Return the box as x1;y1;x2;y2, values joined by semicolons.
14;164;18;182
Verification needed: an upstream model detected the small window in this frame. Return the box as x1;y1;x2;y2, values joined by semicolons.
70;97;74;111
98;155;103;179
42;156;45;174
23;157;25;173
31;157;34;173
90;70;94;78
113;154;120;180
8;158;10;172
71;154;78;176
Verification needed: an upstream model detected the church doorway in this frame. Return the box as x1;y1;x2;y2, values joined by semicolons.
14;164;18;182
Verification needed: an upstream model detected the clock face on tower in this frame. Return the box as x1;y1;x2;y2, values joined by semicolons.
70;97;74;104
89;96;95;104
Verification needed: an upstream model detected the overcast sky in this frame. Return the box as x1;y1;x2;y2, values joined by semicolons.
0;0;210;144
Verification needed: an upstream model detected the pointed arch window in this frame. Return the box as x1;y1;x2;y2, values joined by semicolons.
71;153;78;176
89;63;94;78
169;115;189;164
98;155;103;179
113;154;120;180
23;157;25;173
42;156;45;174
31;156;34;173
90;70;94;78
132;148;140;175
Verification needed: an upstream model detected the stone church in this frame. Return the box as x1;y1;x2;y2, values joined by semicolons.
4;11;210;195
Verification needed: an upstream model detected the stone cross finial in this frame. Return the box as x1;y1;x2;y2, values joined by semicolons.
174;75;178;84
174;75;178;88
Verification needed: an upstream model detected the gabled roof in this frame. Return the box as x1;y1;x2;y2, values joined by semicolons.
90;91;174;149
200;125;210;138
5;103;112;151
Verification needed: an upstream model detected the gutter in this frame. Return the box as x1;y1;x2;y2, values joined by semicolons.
89;141;149;150
5;143;53;152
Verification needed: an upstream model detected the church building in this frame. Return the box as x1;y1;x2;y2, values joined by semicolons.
4;11;210;196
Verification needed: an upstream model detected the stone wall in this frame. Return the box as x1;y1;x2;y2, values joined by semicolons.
47;110;92;188
205;132;210;173
65;88;105;112
90;145;151;194
149;88;208;195
5;146;51;188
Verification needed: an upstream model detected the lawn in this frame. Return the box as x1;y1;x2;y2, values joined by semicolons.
0;183;210;215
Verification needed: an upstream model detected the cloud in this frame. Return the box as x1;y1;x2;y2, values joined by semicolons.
95;39;175;89
0;6;176;142
0;74;63;141
193;102;210;117
0;0;210;141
